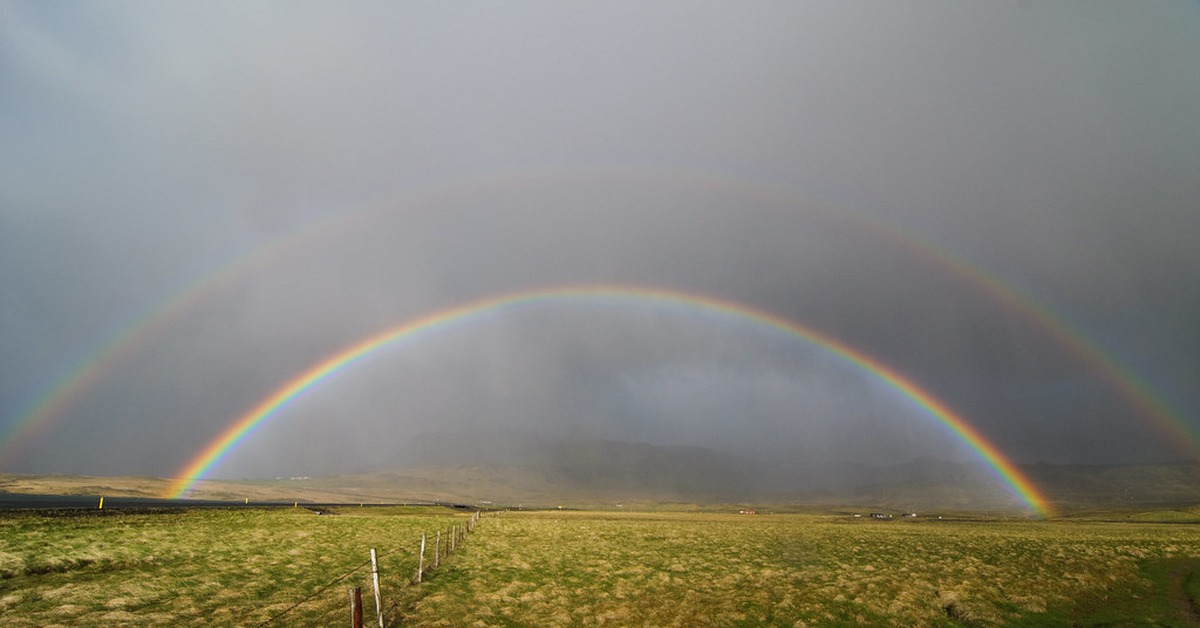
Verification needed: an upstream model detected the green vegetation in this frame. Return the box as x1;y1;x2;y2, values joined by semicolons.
399;511;1200;626
0;506;465;626
3;506;1200;626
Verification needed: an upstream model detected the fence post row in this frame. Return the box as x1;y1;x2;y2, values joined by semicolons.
343;513;488;626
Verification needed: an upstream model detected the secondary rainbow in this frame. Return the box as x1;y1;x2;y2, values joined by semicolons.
10;166;1193;470
691;172;1198;458
164;285;1052;516
0;173;526;464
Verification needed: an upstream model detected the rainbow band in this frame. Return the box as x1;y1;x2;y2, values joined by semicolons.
8;167;1194;468
164;285;1051;516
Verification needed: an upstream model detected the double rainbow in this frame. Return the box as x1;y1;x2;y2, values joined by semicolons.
7;167;1190;487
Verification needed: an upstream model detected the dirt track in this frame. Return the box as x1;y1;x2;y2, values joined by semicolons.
1167;558;1200;624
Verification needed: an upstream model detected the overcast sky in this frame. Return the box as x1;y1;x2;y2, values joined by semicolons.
2;2;1198;478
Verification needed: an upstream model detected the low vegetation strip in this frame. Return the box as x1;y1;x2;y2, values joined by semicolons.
3;506;1200;625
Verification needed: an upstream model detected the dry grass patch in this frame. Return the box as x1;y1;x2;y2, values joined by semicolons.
399;510;1200;626
0;506;471;626
6;506;1199;625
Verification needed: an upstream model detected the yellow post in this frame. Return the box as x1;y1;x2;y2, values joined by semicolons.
244;498;248;505
98;496;104;509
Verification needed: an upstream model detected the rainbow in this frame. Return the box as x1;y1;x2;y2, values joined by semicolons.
867;226;1200;460
682;173;1199;459
0;217;329;464
7;166;1193;468
0;173;528;465
164;285;1053;516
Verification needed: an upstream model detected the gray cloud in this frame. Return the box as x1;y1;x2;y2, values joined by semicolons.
2;2;1197;478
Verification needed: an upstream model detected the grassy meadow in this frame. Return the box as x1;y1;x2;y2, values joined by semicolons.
401;510;1200;626
3;506;1200;626
0;506;467;626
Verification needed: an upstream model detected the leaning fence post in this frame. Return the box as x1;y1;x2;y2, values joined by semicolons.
416;533;426;583
434;530;440;569
370;549;383;628
350;586;363;628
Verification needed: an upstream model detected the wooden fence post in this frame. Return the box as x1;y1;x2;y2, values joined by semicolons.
434;530;440;569
370;549;383;628
350;586;363;628
416;533;426;583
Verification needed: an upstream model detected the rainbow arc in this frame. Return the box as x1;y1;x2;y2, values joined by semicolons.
164;285;1053;517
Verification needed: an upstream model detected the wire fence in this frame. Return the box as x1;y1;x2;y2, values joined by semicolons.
255;510;485;627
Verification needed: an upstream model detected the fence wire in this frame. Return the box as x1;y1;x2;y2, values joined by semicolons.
255;551;382;626
253;511;484;626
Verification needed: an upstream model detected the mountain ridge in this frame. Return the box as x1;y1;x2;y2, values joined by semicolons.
4;436;1199;513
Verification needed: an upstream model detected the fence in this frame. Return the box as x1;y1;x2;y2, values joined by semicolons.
256;509;486;627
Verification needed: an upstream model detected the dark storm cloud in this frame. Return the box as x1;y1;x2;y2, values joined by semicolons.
2;2;1198;477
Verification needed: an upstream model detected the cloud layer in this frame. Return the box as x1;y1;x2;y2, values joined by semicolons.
2;2;1198;477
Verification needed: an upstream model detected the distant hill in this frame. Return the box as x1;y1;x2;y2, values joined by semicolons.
4;434;1199;514
351;432;1200;513
1026;462;1200;511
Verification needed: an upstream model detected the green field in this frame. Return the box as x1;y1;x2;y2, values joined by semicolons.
0;506;467;626
3;507;1200;626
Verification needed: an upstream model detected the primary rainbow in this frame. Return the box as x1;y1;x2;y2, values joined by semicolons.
9;167;1194;470
164;285;1052;516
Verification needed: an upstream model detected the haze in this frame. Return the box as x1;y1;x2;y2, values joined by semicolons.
2;2;1197;482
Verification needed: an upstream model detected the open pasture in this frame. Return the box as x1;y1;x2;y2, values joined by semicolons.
0;506;467;626
402;510;1200;626
3;506;1200;626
